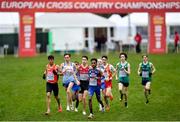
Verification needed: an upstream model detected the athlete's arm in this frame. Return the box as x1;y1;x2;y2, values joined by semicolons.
111;64;117;78
115;63;119;80
73;73;80;85
124;63;130;75
151;63;156;74
58;63;64;76
137;63;142;76
42;65;47;80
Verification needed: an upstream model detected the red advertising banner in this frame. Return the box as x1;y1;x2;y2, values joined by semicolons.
148;12;166;54
19;12;36;57
0;0;180;13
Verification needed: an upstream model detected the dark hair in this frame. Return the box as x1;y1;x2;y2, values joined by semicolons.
48;55;54;60
102;55;108;60
74;61;79;65
82;55;88;60
64;53;71;57
119;52;128;60
91;58;97;63
142;54;148;58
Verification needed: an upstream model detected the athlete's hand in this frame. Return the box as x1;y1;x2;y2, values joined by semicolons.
139;72;142;76
149;72;152;77
42;74;46;80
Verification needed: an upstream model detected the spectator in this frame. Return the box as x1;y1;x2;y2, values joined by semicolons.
134;32;142;53
174;31;179;53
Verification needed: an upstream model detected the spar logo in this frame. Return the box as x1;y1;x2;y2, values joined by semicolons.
22;15;33;24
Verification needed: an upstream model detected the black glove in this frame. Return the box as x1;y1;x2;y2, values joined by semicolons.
149;72;152;77
53;70;57;75
43;74;46;80
139;72;142;76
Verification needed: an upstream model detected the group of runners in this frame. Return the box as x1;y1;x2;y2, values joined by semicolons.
42;52;156;119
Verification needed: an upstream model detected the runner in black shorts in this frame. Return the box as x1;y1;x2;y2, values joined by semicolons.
78;56;89;115
46;82;59;96
43;55;62;115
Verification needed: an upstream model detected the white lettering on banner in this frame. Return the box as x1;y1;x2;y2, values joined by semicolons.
156;41;161;48
24;25;31;49
74;2;113;9
1;1;180;10
115;2;180;9
154;25;162;49
46;2;73;9
1;1;45;9
155;25;162;33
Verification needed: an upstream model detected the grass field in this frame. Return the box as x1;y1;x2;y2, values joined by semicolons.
0;52;180;121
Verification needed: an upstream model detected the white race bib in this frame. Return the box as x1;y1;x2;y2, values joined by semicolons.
119;70;127;77
80;74;89;81
47;72;54;81
142;71;149;78
89;78;97;86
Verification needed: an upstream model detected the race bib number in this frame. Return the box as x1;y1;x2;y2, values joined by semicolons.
119;70;127;77
80;74;89;81
142;71;149;78
89;78;97;86
47;72;54;81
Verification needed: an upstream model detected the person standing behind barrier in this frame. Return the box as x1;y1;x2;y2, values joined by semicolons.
134;32;142;53
42;55;62;115
174;31;179;53
116;53;130;108
137;54;156;104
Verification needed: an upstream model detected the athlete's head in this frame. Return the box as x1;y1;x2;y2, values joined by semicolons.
91;58;97;68
48;55;54;65
97;58;102;67
119;52;127;62
64;53;71;62
102;55;108;65
82;56;88;65
74;61;79;68
142;54;148;62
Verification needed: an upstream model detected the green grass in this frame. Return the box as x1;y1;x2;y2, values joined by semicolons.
0;52;180;121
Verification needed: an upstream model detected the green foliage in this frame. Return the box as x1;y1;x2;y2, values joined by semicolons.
0;53;180;121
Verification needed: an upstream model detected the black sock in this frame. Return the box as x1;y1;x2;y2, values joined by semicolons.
145;91;148;101
148;89;151;94
89;99;93;114
125;101;128;107
119;90;123;100
76;99;79;108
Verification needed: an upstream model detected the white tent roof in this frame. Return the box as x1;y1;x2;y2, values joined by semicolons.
109;13;148;26
129;13;148;25
109;14;137;27
36;13;116;28
0;12;19;26
109;12;180;27
166;12;180;25
1;12;180;27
